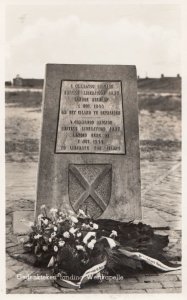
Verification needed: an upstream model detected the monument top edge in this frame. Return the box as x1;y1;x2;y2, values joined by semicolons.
45;64;137;78
45;63;136;69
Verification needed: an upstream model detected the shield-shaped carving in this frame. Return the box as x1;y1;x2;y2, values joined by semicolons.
68;164;112;218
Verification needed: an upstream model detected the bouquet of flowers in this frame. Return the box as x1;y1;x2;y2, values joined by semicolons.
23;205;181;289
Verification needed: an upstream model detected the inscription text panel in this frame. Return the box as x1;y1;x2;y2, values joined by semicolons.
55;81;125;154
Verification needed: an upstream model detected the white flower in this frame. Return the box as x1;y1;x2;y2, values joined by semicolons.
78;209;87;218
48;238;52;243
59;211;66;216
57;217;63;223
92;223;99;230
68;210;75;215
43;219;49;225
40;205;46;209
50;208;58;213
58;240;65;247
42;245;48;251
70;216;78;223
110;230;118;238
77;232;82;237
76;245;85;251
69;227;78;235
51;232;56;238
82;223;91;229
63;231;70;238
54;226;58;231
54;245;58;252
87;239;96;249
50;208;58;214
38;214;43;220
83;232;96;244
34;234;42;239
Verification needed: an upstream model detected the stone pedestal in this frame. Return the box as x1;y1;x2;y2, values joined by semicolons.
36;64;141;221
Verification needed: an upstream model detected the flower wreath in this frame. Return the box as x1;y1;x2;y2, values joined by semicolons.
22;205;181;289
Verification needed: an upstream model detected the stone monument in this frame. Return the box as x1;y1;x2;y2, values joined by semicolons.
35;64;141;221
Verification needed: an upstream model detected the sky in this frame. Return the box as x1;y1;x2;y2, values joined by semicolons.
5;2;181;80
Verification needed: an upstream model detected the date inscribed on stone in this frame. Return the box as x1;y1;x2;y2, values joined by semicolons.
55;81;125;154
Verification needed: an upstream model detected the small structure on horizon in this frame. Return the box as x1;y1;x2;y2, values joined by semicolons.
13;74;43;88
5;81;12;86
13;74;22;86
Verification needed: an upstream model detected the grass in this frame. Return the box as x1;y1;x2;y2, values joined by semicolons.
5;90;181;112
5;139;39;153
5;90;42;107
138;77;181;93
138;93;181;113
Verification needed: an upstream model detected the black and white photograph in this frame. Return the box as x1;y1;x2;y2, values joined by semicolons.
3;0;185;295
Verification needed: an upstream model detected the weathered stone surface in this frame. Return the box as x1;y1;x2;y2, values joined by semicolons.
6;276;23;290
6;214;12;225
31;287;61;294
162;281;182;288
137;274;178;282
146;288;181;293
6;268;16;280
36;64;141;221
13;210;34;234
11;265;24;273
9;287;32;294
120;282;162;290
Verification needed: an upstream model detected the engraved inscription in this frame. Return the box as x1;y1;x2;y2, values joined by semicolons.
56;81;125;154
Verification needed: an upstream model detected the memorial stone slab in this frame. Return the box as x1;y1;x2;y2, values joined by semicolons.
35;64;141;221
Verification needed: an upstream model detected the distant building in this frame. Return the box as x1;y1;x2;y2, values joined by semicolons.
13;75;22;86
13;75;44;88
5;81;12;86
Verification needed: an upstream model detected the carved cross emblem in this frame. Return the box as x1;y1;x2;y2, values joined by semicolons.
69;164;112;217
